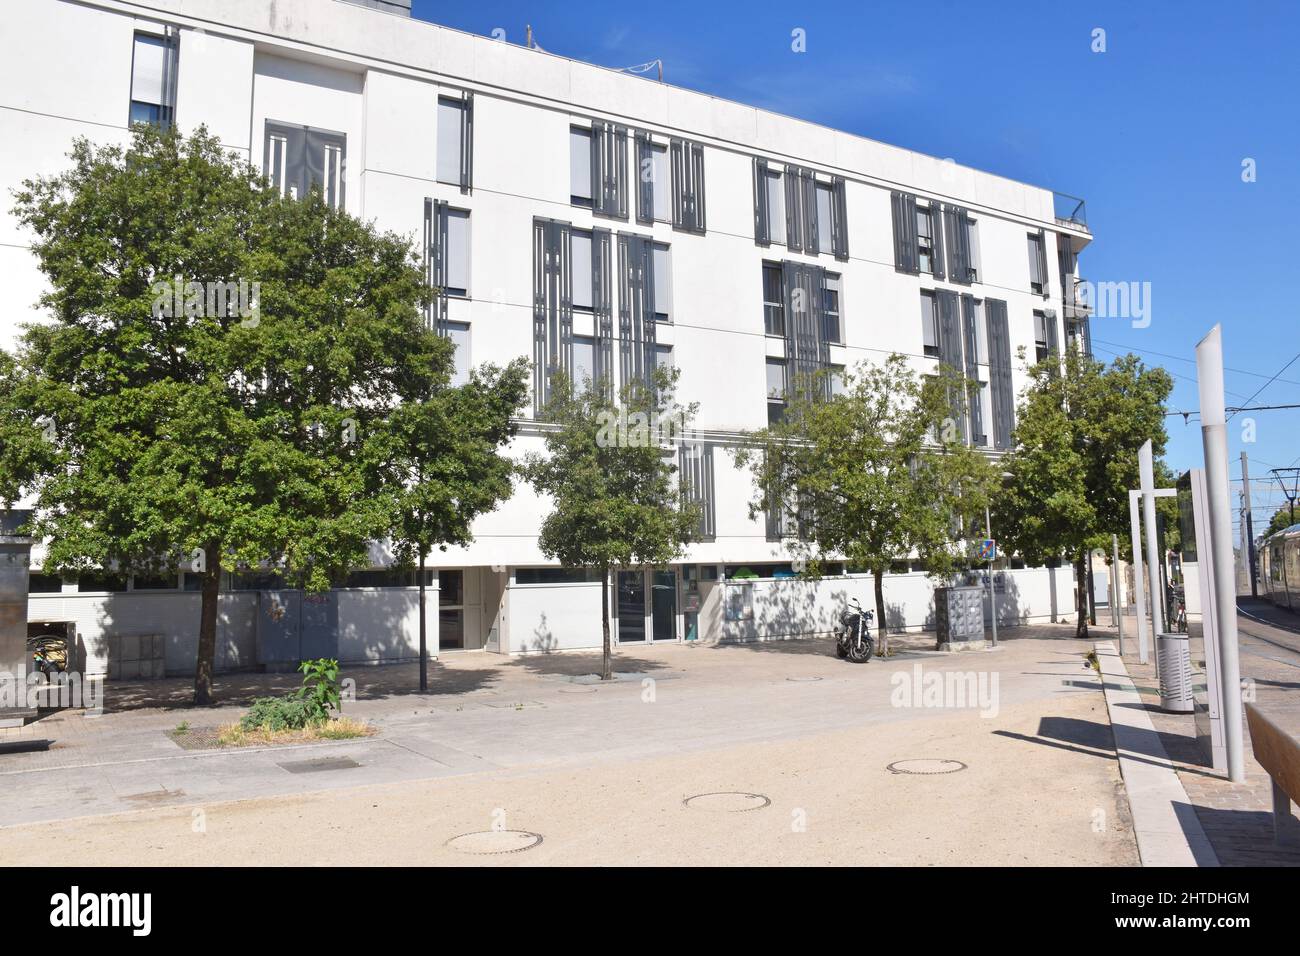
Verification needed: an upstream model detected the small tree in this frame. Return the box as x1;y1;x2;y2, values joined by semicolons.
378;358;529;690
995;349;1173;638
523;367;700;680
733;356;998;656
0;124;455;704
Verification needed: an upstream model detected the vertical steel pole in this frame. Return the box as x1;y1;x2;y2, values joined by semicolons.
986;505;998;647
1130;491;1149;664
1197;325;1245;782
1140;441;1165;640
1112;534;1124;655
1241;452;1258;597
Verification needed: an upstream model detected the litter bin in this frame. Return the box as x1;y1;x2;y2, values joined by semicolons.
1156;631;1194;713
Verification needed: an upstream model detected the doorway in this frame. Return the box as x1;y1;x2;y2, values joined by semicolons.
616;569;678;644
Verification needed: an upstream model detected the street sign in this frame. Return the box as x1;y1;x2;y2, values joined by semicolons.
977;539;997;562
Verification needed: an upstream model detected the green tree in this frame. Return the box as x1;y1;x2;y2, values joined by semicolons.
523;368;701;681
377;358;529;690
1262;505;1297;539
732;356;999;656
0;124;479;704
994;349;1173;638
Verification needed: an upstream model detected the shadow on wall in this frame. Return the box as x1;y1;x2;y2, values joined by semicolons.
527;612;559;654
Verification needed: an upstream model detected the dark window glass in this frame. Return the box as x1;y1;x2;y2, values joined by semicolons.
514;567;603;584
77;572;129;593
133;573;179;590
28;573;64;594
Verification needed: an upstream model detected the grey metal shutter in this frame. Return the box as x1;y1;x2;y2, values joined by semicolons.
782;261;830;402
830;176;849;260
265;121;346;209
945;205;972;286
461;92;474;192
591;122;628;220
801;170;818;255
929;204;946;281
617;233;657;390
423;197;449;334
1035;228;1050;298
532;218;573;415
753;157;770;245
670;140;706;233
891;191;919;274
1044;307;1060;358
592;228;615;395
635;131;653;224
961;294;983;445
985;298;1014;449
785;165;805;253
160;26;179;127
936;289;963;440
680;443;716;541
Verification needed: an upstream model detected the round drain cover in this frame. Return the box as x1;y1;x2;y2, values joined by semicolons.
445;829;543;855
786;676;823;682
886;759;967;775
682;791;771;812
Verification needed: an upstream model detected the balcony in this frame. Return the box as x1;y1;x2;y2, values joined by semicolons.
1063;276;1092;321
1053;191;1088;230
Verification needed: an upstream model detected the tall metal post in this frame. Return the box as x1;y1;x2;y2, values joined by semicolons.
1112;533;1124;655
1140;441;1165;640
1241;451;1257;597
1129;492;1149;664
1197;325;1244;782
986;505;998;647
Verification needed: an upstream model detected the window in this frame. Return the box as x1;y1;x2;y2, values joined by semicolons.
28;573;64;594
917;205;936;275
133;572;179;590
264;122;347;209
822;273;842;344
967;219;981;282
130;30;177;127
652;144;670;222
439;568;464;649
447;321;470;385
571;230;593;311
444;209;470;296
1027;231;1047;295
767;357;788;425
78;572;129;593
573;335;595;385
437;95;473;191
816;183;834;255
570;127;593;206
920;291;940;357
653;243;671;322
680;443;716;540
1033;311;1050;363
763;263;785;335
765;169;786;245
829;364;847;397
515;567;604;584
656;343;673;372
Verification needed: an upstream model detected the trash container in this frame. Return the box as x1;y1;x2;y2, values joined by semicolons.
1156;632;1194;713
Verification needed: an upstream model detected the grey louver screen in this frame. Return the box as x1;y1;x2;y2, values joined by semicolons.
617;233;657;390
830;176;849;260
592;121;628;220
679;443;716;541
936;289;963;441
264;121;347;210
670;140;706;233
423;197;449;334
592;227;615;394
961;294;983;445
753;157;771;245
782;261;831;402
891;191;919;274
635;131;654;225
945;206;972;286
532;218;574;416
985;298;1014;450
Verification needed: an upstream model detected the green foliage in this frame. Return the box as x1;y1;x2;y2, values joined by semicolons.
1263;506;1298;539
239;695;316;732
0;124;517;703
733;356;999;578
296;657;342;722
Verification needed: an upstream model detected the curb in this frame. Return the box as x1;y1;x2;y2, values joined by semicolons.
1093;641;1219;867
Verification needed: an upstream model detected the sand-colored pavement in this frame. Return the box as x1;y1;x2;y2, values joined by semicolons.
0;629;1139;866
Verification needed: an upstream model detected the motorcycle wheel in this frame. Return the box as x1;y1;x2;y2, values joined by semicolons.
845;636;874;664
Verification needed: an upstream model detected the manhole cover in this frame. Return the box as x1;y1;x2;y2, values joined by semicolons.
445;830;543;855
682;791;772;812
886;759;967;775
786;676;823;682
277;756;360;774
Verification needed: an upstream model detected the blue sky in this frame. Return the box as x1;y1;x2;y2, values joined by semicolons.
411;0;1300;533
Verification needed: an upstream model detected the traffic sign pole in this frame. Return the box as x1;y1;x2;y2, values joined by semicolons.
985;507;998;648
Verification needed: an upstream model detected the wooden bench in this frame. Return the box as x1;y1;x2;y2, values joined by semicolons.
1245;703;1300;846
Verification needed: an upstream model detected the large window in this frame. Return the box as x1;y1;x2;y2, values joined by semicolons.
443;209;470;296
816;182;835;255
917;205;936;275
570;126;593;206
1027;231;1047;295
1034;311;1050;362
573;335;595;385
264;121;347;209
653;243;672;322
766;357;788;425
130;30;177;127
920;291;940;357
571;230;593;312
822;273;842;344
762;263;785;335
447;321;470;386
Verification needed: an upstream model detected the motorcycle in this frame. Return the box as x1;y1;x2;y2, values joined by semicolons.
835;598;875;663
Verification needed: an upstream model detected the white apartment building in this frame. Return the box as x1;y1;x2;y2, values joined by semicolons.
0;0;1095;674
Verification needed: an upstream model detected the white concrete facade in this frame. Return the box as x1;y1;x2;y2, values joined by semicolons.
2;0;1092;669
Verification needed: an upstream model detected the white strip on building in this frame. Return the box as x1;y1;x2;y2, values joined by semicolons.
1;0;1094;672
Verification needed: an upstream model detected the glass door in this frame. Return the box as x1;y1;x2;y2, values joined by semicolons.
616;571;646;643
651;570;678;642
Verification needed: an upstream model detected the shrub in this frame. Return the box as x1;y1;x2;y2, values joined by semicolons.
239;695;314;732
238;658;343;732
298;657;342;722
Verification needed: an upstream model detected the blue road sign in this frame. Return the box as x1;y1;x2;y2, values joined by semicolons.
978;539;997;562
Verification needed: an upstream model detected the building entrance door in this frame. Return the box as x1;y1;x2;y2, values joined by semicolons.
651;570;678;642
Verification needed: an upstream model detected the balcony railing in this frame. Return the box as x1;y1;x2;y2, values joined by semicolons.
1053;191;1088;228
1063;276;1092;319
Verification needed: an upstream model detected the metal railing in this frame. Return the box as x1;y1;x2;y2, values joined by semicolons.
1053;191;1088;228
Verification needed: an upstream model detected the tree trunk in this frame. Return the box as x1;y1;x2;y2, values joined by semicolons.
874;567;888;657
193;546;221;706
601;566;613;681
1074;550;1089;639
1087;557;1097;626
418;548;428;692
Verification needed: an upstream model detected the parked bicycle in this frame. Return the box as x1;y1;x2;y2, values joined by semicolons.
835;598;875;663
1168;585;1188;633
